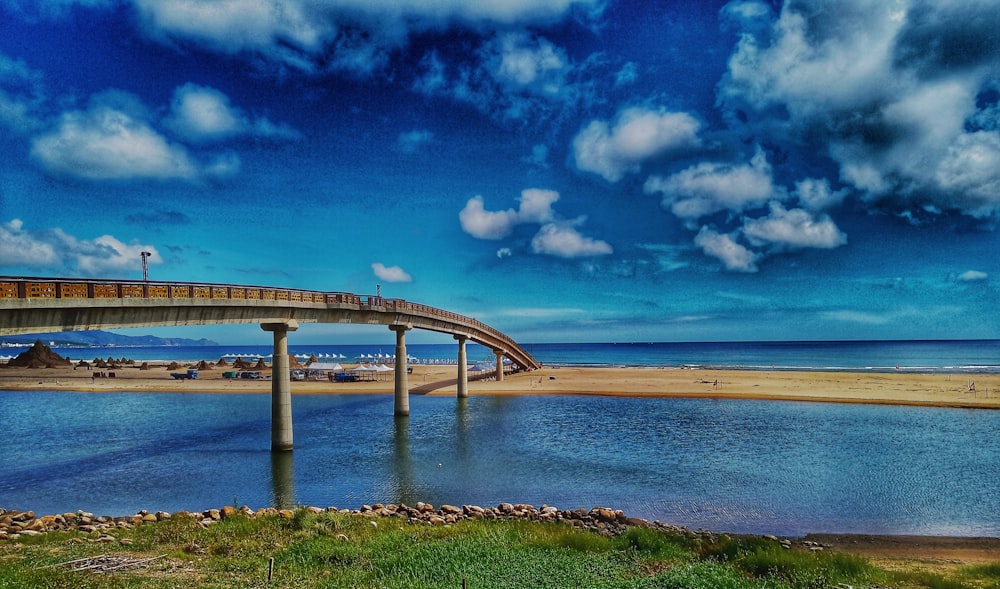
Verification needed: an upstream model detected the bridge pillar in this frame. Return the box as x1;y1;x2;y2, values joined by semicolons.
262;320;298;452
494;349;505;382
455;334;468;398
390;325;411;416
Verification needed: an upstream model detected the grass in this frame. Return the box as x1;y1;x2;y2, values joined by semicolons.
0;510;994;588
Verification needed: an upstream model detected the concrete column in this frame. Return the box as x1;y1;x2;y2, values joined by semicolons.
262;320;298;452
390;325;410;416
455;334;468;398
495;349;505;382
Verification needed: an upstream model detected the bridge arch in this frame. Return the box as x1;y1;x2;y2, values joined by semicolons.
0;277;540;450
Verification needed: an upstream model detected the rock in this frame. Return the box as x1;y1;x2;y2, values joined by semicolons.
440;504;462;515
220;506;237;519
120;538;133;546
204;509;222;521
142;514;158;523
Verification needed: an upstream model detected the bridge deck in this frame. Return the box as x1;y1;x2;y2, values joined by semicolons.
0;277;539;370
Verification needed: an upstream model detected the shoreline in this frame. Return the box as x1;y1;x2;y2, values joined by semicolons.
3;362;999;410
2;503;998;571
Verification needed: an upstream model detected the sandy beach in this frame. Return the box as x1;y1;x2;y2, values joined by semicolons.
3;362;999;410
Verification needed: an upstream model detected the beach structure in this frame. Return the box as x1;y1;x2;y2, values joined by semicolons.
0;277;539;451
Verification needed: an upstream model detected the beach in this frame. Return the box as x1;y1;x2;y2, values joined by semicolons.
3;362;999;410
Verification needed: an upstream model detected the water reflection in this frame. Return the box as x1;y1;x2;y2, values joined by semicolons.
392;415;417;505
270;450;295;509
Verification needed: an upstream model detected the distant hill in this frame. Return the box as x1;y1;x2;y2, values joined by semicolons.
0;330;217;347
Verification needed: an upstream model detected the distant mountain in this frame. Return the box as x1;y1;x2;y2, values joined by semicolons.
0;330;217;347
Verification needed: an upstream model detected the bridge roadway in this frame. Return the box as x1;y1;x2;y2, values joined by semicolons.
0;277;540;451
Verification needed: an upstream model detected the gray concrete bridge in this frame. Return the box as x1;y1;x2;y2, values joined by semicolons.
0;277;539;451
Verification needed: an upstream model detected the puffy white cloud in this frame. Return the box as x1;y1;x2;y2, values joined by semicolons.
794;178;848;211
372;262;412;283
958;270;988;282
459;196;520;239
460;188;610;258
31;102;200;181
0;218;160;274
573;107;702;182
719;0;1000;219
75;235;163;274
0;219;58;266
134;0;601;75
693;227;759;273
743;203;847;249
28;90;253;182
644;147;776;220
165;83;301;143
459;188;557;239
491;31;569;96
530;222;612;258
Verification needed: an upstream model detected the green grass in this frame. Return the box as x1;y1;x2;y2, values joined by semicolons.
0;510;993;588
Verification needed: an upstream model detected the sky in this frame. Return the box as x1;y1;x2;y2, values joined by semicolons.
1;0;999;346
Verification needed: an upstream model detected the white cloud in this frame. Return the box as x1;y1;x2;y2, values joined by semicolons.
459;196;519;239
794;178;848;211
31;102;200;181
165;83;300;143
0;218;161;274
134;0;602;76
530;222;612;258
693;227;759;273
372;262;412;283
460;188;610;258
0;219;58;266
491;31;569;97
719;0;1000;219
459;188;558;239
743;203;847;249
645;147;776;220
573;107;702;182
958;270;988;282
75;235;163;274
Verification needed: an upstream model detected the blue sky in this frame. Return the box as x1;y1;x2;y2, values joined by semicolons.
1;0;999;345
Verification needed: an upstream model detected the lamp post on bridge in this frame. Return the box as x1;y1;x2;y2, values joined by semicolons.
140;251;151;281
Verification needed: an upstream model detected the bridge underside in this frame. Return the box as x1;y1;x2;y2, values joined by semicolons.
0;299;536;370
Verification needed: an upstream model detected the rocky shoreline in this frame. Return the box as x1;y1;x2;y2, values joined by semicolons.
0;503;808;551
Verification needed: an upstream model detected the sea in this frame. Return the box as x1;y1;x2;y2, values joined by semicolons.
2;339;1000;537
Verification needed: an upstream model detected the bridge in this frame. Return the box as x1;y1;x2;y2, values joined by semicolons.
0;277;540;451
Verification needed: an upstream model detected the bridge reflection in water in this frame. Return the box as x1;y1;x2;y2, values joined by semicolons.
0;277;539;452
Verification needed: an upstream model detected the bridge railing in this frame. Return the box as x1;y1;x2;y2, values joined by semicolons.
0;277;534;367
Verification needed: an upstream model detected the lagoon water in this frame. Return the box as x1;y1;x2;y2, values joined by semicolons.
3;390;999;537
